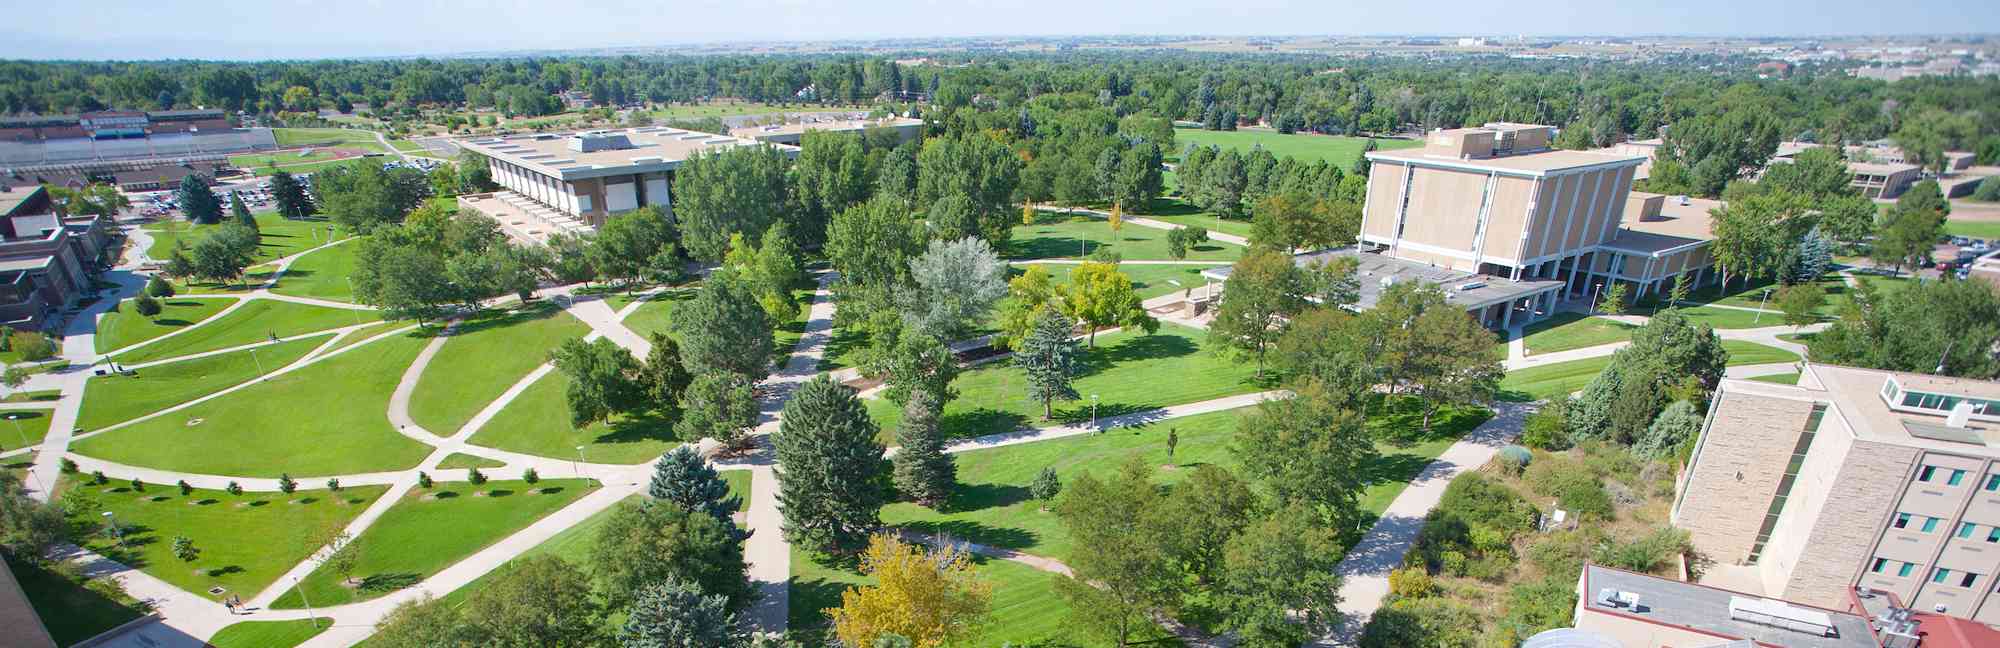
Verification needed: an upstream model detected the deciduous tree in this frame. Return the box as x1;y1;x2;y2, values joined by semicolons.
829;534;992;648
1209;248;1308;378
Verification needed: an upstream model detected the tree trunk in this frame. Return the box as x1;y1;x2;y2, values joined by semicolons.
1088;326;1097;348
1043;396;1052;421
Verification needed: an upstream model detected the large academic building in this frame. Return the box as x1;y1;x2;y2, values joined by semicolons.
455;128;796;243
1674;363;2000;626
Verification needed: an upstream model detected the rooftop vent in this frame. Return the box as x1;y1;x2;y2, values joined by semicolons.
1595;589;1643;611
569;131;634;153
1728;596;1835;637
1948;403;1974;428
1456;281;1488;292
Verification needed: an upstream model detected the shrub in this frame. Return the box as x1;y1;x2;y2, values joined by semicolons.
1496;446;1532;476
523;468;539;484
225;481;243;496
59;458;76;473
90;470;107;485
326;478;341;491
1518;403;1572;450
1592;526;1692;574
14;335;54;362
177;480;193;496
1556;479;1614;521
417;471;433;489
468;468;487;486
1523;455;1597;500
1975;176;2000;202
1388;567;1437;600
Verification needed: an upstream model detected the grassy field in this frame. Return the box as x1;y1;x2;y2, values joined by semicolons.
1171;127;1422;167
1721;340;1803;365
878;399;1481;559
269;241;360;302
1944;219;2000;239
229;149;346;168
436;453;507;470
1750;372;1802;385
1134;196;1254;238
207;619;330;648
0;409;53;448
94;297;236;354
271;479;595;608
470;371;679;464
76;335;326;432
1677;305;1807;330
146;213;341;264
1015;261;1227;301
409;303;590;436
71;332;435;477
1519;313;1639;356
252;158;376;177
323;321;413;354
2;389;61;403
271;128;389;153
66;475;390;600
112;299;377;364
862;324;1270;444
788;546;1145;647
6;553;149;646
644;101;859;121
617;288;698;340
1500;357;1613;401
1010;213;1243;262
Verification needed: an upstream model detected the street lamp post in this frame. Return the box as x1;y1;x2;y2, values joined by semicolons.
249;347;264;374
296;576;320;628
101;511;124;549
4;412;28;449
574;445;590;487
1753;287;1773;325
1091;394;1100;432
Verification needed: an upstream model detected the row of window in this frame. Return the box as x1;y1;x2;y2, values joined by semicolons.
1870;559;1989;590
1911;465;2000;492
1894;513;1943;533
1959;522;2000;544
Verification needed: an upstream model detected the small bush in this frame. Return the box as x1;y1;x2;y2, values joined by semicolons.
60;458;77;473
1518;404;1572;450
417;471;433;489
14;335;55;362
1524;455;1598;500
1388;567;1437;600
1593;526;1692;575
1556;480;1614;521
1496;446;1532;476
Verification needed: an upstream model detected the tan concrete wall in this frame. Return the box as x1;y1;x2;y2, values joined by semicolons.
1362;161;1405;240
0;559;55;648
1482;176;1538;261
1399;166;1487;255
1526;174;1576;260
1674;390;1819;565
1779;439;1918;608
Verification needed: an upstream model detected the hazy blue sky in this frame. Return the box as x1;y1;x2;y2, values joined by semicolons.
4;0;1996;60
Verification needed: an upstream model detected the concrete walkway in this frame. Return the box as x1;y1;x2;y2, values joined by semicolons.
1319;400;1535;646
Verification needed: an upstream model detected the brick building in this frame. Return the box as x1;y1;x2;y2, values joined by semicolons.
0;185;113;326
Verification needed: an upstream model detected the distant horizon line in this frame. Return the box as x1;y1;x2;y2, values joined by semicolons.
2;30;1996;64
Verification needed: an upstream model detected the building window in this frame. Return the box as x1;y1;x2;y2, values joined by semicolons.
1961;522;1979;539
1920;466;1938;482
1873;558;1890;573
1933;568;1952;584
1922;517;1941;533
1962;572;1981;589
1896;513;1914;529
1987;474;2000;492
1746;403;1825;564
1949;470;1967;486
1898;563;1915;577
1988;527;2000;543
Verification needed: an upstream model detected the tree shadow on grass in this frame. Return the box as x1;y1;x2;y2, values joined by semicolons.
1358;452;1441;487
1008;234;1107;261
588;410;680;447
943;481;1032;513
938;408;1031;442
1075;333;1196;377
896;518;1039;552
441;301;565;338
357;572;421;595
1365;395;1495;447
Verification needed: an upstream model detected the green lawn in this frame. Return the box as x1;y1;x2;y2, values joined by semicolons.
207;619;330;648
1010;213;1243;262
863;324;1271;443
5;553;149;646
229;149;344;169
436;453;507;470
65;475;390;600
269;241;360;302
1135;196;1254;239
1944;219;2000;239
324;321;414;354
409;303;590;436
1750;372;1801;385
271;128;389;153
95;297;236;354
1722;340;1803;366
879;399;1481;560
271;479;595;608
469;370;679;464
1677;305;1807;330
1500;357;1613;401
71;332;435;477
76;335;327;432
1853;273;1917;296
252;158;377;177
1519;313;1640;356
390;140;427;153
788;547;1146;647
112;299;378;364
1171;128;1422;167
2;389;61;403
0;409;54;448
146;213;341;264
618;288;697;340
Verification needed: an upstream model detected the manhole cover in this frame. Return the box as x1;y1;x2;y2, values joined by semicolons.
185;418;204;427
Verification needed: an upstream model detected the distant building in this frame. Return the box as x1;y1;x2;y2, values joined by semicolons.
454;128;795;243
1850;161;1923;199
0;109;271;167
1674;363;2000;625
728;116;924;146
1757;61;1795;78
0;184;113;327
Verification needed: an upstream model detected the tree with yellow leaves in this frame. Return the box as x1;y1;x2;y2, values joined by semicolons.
1108;203;1123;232
828;534;992;648
1021;201;1037;226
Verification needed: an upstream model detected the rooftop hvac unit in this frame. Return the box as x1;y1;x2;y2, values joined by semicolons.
1728;596;1835;637
1456;281;1487;292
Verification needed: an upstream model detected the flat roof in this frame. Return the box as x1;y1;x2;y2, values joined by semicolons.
1736;363;2000;457
1602;192;1718;254
1201;247;1563;311
456;127;789;182
1849;161;1919;175
1366;147;1645;177
729;116;923;139
1582;564;1880;648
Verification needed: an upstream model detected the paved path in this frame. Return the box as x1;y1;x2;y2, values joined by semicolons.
1319;400;1536;646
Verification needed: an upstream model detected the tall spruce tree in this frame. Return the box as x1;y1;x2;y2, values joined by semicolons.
1015;309;1081;420
774;374;887;554
648;446;740;524
229;191;258;232
176;174;222;224
618;578;742;648
890;389;956;507
270;170;315;219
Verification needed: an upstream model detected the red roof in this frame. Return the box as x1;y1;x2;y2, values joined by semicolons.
1914;612;2000;648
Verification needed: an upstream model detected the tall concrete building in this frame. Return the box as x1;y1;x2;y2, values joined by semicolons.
1356;123;1716;313
1673;363;2000;625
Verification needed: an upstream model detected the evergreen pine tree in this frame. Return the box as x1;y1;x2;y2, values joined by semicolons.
641;332;693;411
648;446;739;523
270;170;315;219
176;174;223;225
891;389;957;507
618;578;742;648
774;374;887;554
229;191;258;232
277;473;296;494
145;275;175;298
1015;309;1081;420
133;293;162;318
